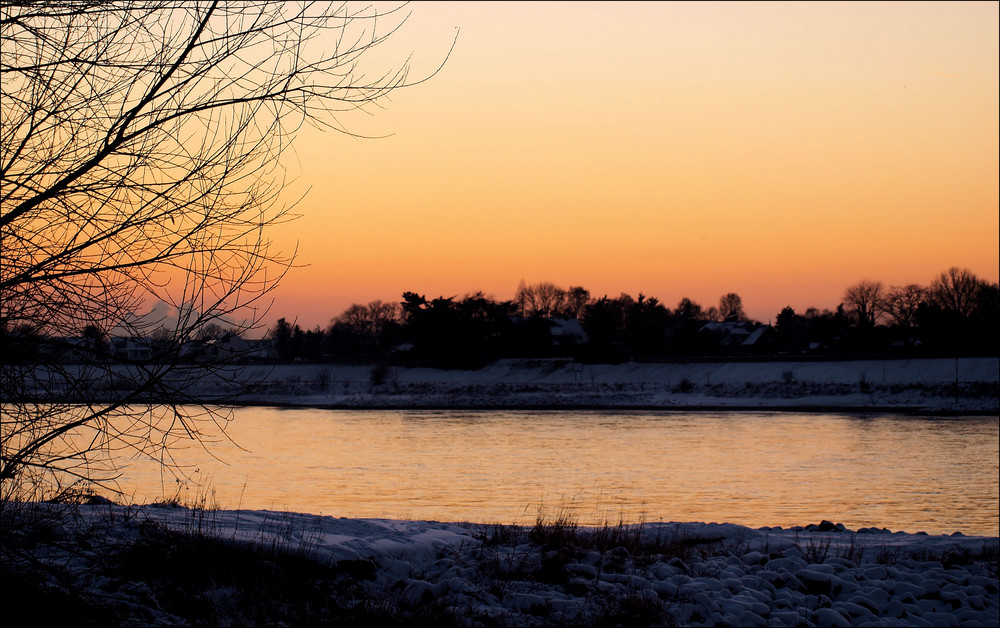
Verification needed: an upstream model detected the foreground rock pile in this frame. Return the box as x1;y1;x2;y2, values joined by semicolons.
4;505;997;627
390;523;999;627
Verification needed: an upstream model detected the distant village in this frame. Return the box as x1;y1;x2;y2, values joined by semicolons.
12;268;994;369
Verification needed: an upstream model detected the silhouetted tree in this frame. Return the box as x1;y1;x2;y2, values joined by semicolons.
515;281;566;318
675;298;703;320
915;303;964;355
401;292;429;323
928;267;983;318
623;294;671;357
302;327;326;361
562;286;592;319
331;301;400;352
803;307;851;354
775;306;807;353
881;284;926;329
272;318;296;361
719;293;746;322
581;296;629;362
81;324;110;356
969;281;1000;354
399;292;517;367
843;280;884;328
0;2;448;497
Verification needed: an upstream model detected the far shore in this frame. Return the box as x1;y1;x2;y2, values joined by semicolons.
234;399;996;416
16;356;999;414
231;356;999;414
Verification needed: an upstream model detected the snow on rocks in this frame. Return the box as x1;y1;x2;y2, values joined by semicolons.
32;504;1000;627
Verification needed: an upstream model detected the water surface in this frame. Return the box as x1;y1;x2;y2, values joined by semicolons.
115;409;999;536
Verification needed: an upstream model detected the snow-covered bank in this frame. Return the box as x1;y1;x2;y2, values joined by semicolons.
236;357;1000;413
8;503;998;627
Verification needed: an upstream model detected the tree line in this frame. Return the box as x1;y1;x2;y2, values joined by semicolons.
270;267;999;367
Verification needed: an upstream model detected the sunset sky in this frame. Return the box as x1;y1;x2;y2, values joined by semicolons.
266;1;998;330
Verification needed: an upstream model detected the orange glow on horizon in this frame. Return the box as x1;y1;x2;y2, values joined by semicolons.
262;1;998;330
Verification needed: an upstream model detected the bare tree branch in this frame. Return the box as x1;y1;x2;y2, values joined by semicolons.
1;1;453;500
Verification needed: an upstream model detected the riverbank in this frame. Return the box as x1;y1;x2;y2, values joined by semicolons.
235;357;999;413
4;501;997;627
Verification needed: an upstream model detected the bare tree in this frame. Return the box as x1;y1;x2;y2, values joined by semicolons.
718;293;746;322
562;286;591;319
881;284;926;328
534;282;566;318
928;267;982;318
1;2;450;500
675;297;702;320
333;300;400;348
515;281;566;318
842;280;884;327
514;280;533;317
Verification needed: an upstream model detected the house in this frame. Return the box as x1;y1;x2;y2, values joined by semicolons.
111;337;153;361
740;325;775;355
199;334;277;361
548;317;588;348
698;321;774;355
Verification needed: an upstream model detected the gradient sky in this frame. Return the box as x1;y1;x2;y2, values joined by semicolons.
265;1;999;330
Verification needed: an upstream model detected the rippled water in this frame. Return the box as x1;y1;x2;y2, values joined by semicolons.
113;408;998;536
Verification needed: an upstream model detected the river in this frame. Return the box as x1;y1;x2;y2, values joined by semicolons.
110;408;999;536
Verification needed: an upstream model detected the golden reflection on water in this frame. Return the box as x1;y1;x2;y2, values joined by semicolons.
110;409;999;536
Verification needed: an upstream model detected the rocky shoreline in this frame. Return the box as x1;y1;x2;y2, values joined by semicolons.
5;503;997;627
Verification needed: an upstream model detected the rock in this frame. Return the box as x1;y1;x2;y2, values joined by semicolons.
892;580;925;601
666;556;687;570
736;583;772;604
688;576;727;592
885;598;906;618
813;607;851;627
691;591;721;615
861;565;889;580
835;600;874;621
754;568;783;584
650;563;681;580
958;608;996;624
805;562;836;574
939;585;965;606
853;586;889;608
770;610;802;627
781;546;805;559
741;550;765;565
846;593;884;615
651;578;679;598
401;579;437;606
738;610;768;627
767;556;808;574
723;577;742;591
822;556;855;570
599;573;650;590
966;594;989;610
830;575;860;598
778;573;804;591
547;598;581;620
903;614;935;628
441;576;472;594
798;568;833;595
565;562;597;579
506;592;547;612
969;576;998;594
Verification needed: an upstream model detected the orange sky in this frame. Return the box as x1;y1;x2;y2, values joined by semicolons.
264;1;999;330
